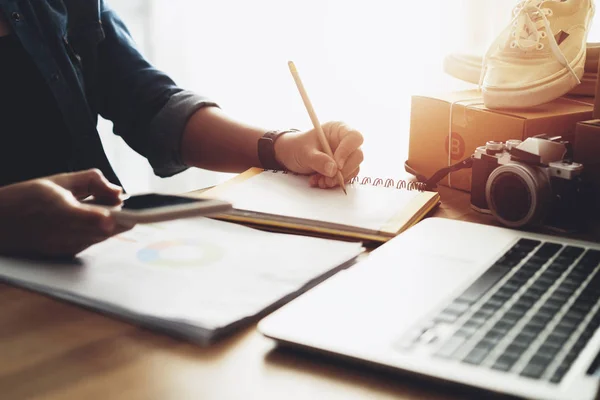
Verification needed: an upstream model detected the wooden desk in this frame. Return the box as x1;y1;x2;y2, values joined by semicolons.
1;187;598;400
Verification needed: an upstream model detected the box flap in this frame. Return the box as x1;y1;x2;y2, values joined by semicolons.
412;90;592;120
412;89;484;105
579;119;600;127
565;95;595;105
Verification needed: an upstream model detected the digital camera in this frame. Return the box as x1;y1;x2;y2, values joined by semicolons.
470;136;585;231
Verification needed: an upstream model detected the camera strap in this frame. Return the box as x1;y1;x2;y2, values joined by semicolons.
404;156;474;191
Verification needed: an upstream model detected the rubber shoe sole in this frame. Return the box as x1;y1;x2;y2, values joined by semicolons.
444;44;599;98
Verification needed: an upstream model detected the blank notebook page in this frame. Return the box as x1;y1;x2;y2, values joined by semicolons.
218;172;420;232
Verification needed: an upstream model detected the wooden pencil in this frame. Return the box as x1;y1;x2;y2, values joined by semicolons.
288;61;347;194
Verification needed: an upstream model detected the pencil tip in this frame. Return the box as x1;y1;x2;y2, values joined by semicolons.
342;187;348;195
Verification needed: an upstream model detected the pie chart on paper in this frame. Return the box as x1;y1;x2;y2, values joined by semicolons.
137;240;225;268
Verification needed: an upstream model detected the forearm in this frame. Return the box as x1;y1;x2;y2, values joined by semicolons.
181;107;266;173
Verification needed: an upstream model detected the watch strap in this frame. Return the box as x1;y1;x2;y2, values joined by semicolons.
258;129;299;170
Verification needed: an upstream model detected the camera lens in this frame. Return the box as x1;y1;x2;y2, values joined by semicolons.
488;173;531;222
485;164;551;228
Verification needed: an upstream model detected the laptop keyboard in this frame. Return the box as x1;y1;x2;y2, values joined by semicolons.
397;238;600;384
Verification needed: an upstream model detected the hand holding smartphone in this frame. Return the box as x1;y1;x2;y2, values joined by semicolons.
87;193;232;225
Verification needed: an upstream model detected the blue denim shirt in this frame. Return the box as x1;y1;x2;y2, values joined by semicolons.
0;0;215;186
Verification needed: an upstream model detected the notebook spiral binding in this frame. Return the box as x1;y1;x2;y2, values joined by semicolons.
350;176;426;192
264;169;426;192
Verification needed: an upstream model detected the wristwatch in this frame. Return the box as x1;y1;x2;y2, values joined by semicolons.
257;129;299;170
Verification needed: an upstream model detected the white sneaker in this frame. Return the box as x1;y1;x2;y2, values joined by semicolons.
443;43;599;96
443;53;483;85
480;0;595;109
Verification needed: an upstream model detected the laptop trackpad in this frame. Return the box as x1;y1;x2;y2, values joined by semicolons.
260;218;515;354
260;248;489;353
343;250;483;337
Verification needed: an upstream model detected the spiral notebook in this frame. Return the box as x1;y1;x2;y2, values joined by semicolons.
199;168;440;243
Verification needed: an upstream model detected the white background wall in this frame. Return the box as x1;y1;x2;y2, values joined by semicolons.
100;0;600;194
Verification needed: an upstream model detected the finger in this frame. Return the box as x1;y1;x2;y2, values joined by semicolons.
319;175;340;189
303;148;338;178
332;129;364;170
340;149;364;179
310;173;340;188
49;169;123;204
318;177;328;189
309;174;326;187
309;174;320;187
322;165;359;188
345;166;360;183
324;176;337;188
114;222;136;235
320;121;347;149
66;203;118;236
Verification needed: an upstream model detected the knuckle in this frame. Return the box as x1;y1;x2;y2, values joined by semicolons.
302;144;316;157
356;135;365;147
356;149;364;163
345;166;360;181
29;180;58;198
87;168;104;180
46;172;66;183
82;213;104;229
95;216;110;231
30;179;51;192
323;121;339;129
337;145;351;156
352;129;364;143
325;121;346;137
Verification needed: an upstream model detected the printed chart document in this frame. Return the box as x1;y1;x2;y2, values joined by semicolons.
0;218;364;344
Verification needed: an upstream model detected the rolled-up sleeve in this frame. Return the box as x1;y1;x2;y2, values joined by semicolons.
97;1;218;177
145;91;218;177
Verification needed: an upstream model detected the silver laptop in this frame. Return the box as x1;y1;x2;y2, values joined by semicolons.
259;218;600;400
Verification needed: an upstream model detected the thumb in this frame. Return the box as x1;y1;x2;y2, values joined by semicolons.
71;203;117;235
303;148;339;178
50;169;122;204
43;180;118;236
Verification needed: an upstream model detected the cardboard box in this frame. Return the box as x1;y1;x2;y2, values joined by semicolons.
408;90;593;192
573;52;600;218
564;95;595;106
574;119;600;216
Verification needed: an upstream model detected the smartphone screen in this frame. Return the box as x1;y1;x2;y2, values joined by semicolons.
121;194;208;210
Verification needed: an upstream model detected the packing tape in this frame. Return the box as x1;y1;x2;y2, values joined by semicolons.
448;97;484;188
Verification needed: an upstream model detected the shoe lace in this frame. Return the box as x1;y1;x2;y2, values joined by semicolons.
479;0;581;88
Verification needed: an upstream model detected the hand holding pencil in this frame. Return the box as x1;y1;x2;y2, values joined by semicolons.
273;61;364;191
